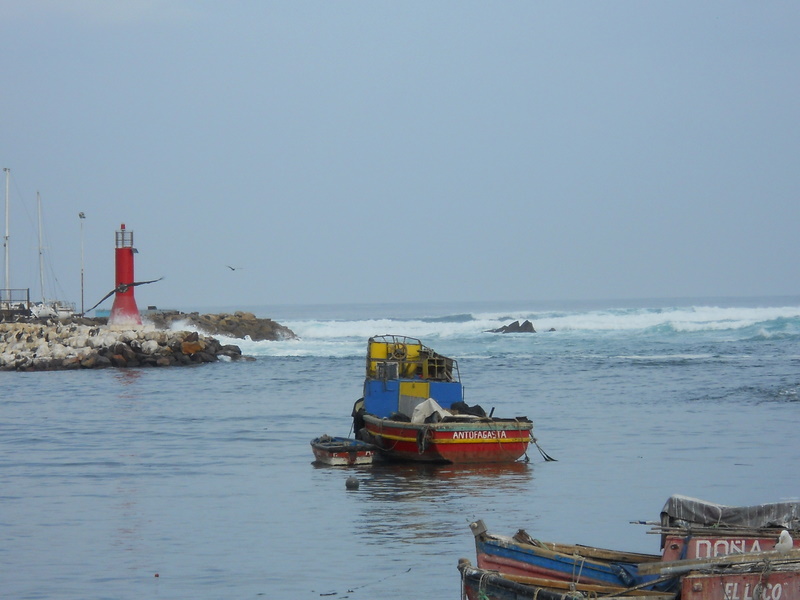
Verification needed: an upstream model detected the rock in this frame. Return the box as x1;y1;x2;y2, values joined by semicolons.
141;340;161;355
0;321;245;372
142;310;297;341
181;340;206;355
219;344;243;358
0;307;299;371
62;356;82;370
80;353;110;369
487;319;537;334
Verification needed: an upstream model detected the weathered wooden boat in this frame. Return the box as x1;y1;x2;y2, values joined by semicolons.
680;563;800;600
469;519;669;589
654;495;800;561
310;435;376;466
351;335;534;464
638;547;800;600
458;559;677;600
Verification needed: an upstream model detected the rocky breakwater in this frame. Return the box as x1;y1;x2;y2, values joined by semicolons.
143;311;297;341
0;323;244;372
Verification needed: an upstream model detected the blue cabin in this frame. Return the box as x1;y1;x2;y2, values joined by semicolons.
362;335;463;418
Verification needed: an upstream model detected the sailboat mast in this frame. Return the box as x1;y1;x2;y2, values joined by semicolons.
37;192;46;303
3;167;9;291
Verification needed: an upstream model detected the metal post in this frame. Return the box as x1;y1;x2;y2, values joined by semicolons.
79;212;85;314
3;167;9;291
38;192;45;303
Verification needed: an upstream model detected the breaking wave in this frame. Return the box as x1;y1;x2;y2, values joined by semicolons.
203;298;800;358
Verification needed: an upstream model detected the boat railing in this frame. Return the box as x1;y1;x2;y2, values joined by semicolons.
367;334;460;382
0;288;31;318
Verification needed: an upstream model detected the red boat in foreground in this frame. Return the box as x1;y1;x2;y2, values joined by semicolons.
464;497;800;600
638;548;800;600
680;566;800;600
458;557;800;600
352;335;534;463
655;495;800;561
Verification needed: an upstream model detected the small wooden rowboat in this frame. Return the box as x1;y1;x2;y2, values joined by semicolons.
310;435;376;466
469;519;666;589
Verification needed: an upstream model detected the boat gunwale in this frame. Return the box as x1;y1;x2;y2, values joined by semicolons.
481;533;662;564
459;560;677;600
361;413;533;433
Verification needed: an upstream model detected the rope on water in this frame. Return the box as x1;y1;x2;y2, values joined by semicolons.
535;440;557;461
320;566;412;596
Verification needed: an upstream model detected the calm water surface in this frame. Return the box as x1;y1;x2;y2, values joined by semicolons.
2;300;800;599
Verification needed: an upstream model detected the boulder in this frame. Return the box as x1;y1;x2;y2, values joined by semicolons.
0;308;301;371
143;310;297;341
487;319;537;334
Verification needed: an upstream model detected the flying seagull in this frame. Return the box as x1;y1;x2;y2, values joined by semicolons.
226;265;242;271
775;529;794;552
83;277;164;314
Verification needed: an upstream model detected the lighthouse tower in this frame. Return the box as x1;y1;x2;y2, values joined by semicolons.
109;223;142;326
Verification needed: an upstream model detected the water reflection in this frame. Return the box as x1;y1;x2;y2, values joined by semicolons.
363;461;532;499
114;369;143;386
114;369;144;401
350;461;534;544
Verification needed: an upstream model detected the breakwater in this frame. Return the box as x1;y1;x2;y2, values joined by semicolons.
0;322;244;372
0;311;299;372
143;310;297;341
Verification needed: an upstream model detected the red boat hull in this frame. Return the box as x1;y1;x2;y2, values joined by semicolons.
682;569;800;600
662;533;800;562
362;414;532;463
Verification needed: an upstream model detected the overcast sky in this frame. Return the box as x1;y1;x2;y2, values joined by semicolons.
1;1;798;311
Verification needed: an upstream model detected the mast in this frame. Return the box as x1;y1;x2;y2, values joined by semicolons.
3;167;9;291
79;212;85;314
37;192;46;303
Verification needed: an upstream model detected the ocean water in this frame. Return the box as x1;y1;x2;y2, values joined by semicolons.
2;297;800;599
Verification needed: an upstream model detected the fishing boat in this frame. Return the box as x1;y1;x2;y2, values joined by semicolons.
310;435;376;466
637;548;800;600
351;335;534;464
678;562;800;600
460;555;800;600
654;495;800;561
457;559;677;600
469;519;668;589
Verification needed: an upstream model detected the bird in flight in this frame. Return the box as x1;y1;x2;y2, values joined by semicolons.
83;277;164;314
226;265;242;271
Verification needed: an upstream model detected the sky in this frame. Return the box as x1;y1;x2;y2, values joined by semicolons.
1;1;798;312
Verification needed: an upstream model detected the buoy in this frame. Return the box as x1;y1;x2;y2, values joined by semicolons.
345;476;359;490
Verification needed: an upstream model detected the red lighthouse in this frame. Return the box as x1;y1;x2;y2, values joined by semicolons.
109;223;142;326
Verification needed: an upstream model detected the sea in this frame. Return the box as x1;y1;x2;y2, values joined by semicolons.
2;296;799;599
